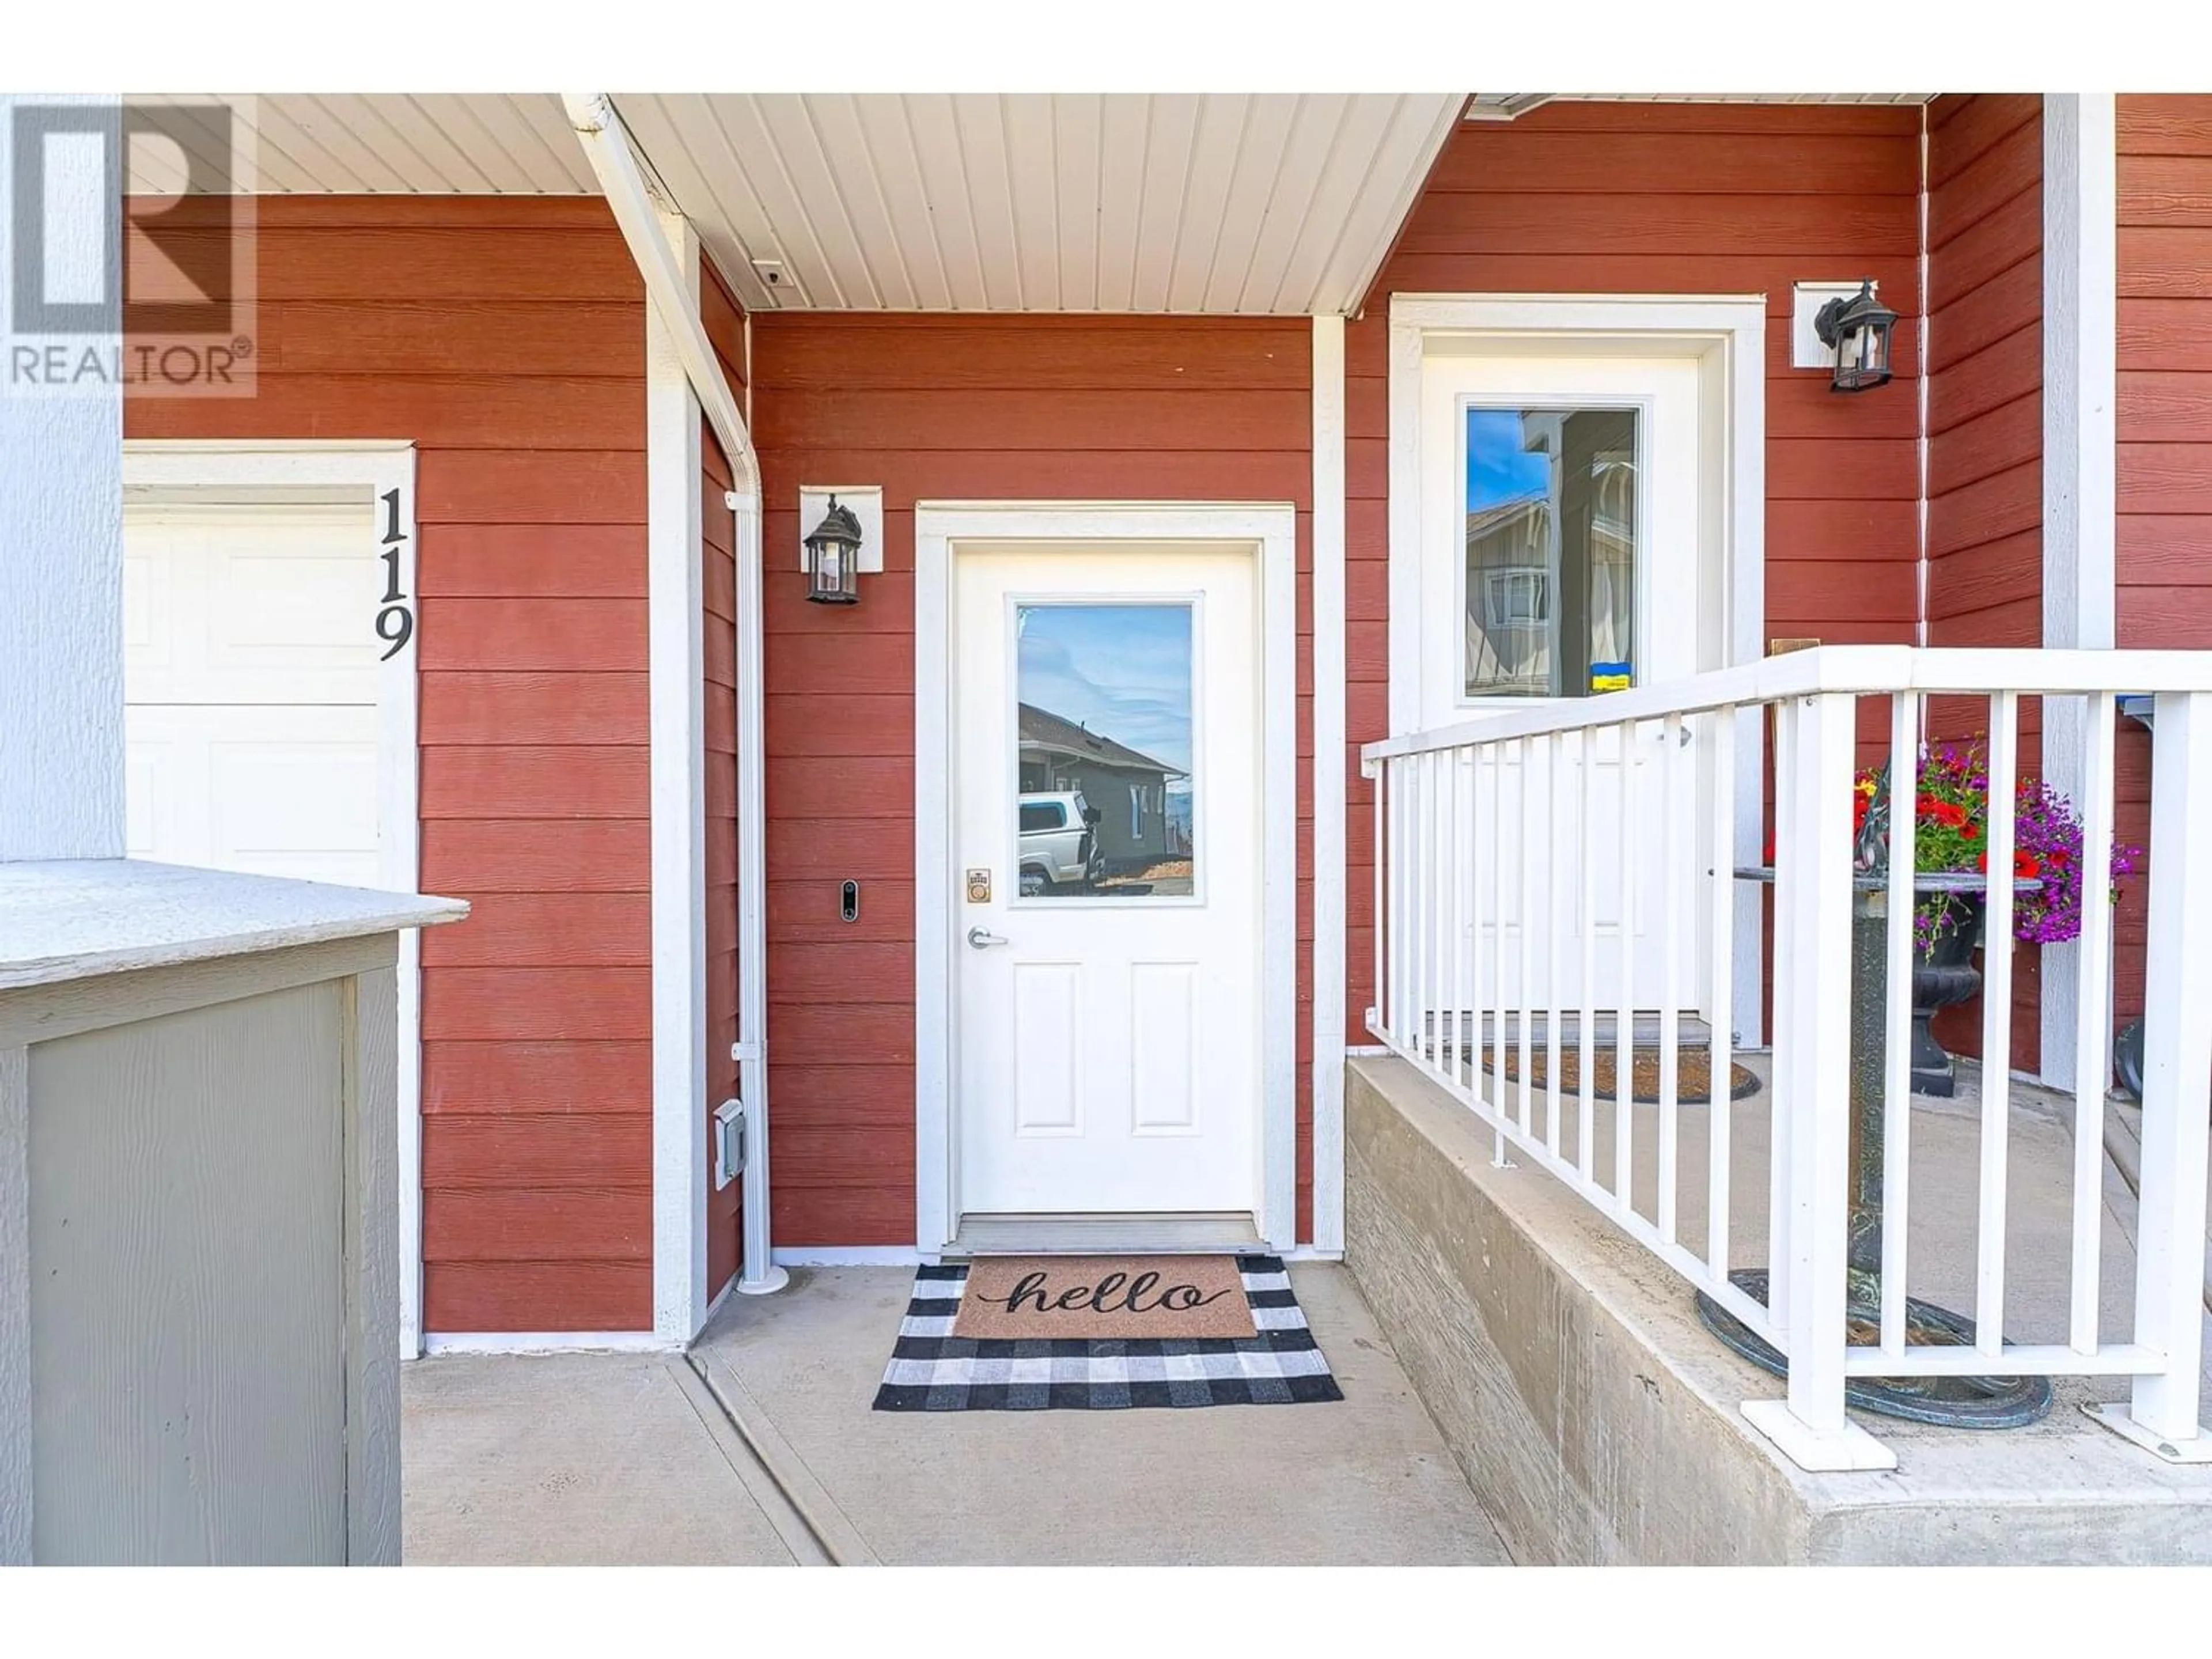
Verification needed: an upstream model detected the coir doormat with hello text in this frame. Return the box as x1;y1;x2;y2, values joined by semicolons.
872;1254;1344;1411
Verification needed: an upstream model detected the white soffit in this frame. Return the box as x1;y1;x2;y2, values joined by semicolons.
609;93;1465;315
200;94;601;194
184;92;1463;316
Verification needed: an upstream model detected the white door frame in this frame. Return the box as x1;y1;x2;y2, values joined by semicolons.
915;501;1300;1253
120;438;425;1353
1387;294;1769;1043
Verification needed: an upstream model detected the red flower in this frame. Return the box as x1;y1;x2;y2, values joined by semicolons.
1960;823;1980;839
2016;851;2040;879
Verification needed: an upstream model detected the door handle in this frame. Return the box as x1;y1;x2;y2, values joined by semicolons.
967;926;1010;949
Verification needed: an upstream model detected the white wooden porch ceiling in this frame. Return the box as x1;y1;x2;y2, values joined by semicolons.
172;93;1467;315
169;93;1933;316
613;94;1467;315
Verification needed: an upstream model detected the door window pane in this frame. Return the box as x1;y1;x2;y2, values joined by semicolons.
1015;603;1194;900
1465;406;1639;699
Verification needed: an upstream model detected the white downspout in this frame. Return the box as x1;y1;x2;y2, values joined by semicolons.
726;488;784;1295
566;93;786;1297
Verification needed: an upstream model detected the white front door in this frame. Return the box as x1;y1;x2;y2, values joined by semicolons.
1416;352;1711;1013
123;503;386;885
954;544;1260;1220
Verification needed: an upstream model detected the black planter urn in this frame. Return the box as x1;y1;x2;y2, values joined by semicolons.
1910;895;1985;1097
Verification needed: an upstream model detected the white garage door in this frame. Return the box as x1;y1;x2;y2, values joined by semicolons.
124;504;386;887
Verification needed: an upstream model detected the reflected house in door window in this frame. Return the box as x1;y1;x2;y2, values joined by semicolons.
1464;407;1639;699
1015;603;1194;899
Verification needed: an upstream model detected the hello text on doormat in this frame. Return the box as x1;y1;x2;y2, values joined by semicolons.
949;1255;1258;1341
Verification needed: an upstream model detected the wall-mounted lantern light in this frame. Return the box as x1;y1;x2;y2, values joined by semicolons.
802;494;864;605
1813;279;1898;393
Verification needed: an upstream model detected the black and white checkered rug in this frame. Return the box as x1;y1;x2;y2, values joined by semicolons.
872;1254;1344;1412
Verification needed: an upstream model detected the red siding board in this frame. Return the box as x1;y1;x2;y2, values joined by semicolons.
419;891;653;967
418;745;647;819
257;300;645;377
422;819;650;893
416;524;646;599
422;1115;652;1188
425;1263;650;1332
126;374;645;450
423;967;654;1043
422;1041;651;1114
2120;97;2212;156
418;671;648;747
417;598;648;673
422;1188;651;1263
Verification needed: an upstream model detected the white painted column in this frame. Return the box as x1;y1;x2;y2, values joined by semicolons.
0;93;124;863
2039;93;2119;1092
1310;315;1349;1254
2124;692;2212;1446
646;206;710;1343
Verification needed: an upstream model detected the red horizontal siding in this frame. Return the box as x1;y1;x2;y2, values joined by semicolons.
416;524;646;599
421;1041;652;1114
1915;97;2044;1071
753;312;1313;1244
2115;95;2212;1033
124;196;654;1333
1345;102;1926;1043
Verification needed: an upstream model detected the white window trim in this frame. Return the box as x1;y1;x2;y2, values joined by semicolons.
120;438;426;1355
1386;293;1770;1043
914;501;1301;1252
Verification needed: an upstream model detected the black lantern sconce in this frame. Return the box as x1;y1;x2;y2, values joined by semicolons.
803;494;864;605
1813;279;1898;393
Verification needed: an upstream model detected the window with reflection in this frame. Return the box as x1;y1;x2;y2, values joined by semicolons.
1013;603;1195;900
1464;406;1639;699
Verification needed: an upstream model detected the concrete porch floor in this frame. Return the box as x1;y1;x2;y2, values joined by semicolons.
402;1263;1511;1566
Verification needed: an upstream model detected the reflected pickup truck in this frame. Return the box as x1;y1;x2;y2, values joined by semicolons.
1017;791;1104;896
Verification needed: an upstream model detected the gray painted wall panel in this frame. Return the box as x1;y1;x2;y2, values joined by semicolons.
29;983;347;1563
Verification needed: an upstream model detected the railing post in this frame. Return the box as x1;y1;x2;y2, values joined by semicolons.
1742;691;1897;1472
2090;688;2212;1461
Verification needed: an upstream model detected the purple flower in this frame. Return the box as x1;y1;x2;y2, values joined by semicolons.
1859;739;2138;953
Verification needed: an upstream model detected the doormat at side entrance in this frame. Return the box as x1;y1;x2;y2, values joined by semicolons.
872;1255;1345;1411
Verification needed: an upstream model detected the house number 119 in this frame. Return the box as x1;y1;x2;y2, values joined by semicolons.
377;486;414;661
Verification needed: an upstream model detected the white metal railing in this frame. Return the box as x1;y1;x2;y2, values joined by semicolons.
1361;646;2212;1470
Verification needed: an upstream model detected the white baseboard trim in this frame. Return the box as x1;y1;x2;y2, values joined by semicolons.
1278;1246;1346;1263
772;1245;932;1267
419;1331;680;1356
